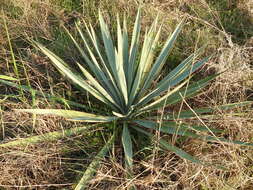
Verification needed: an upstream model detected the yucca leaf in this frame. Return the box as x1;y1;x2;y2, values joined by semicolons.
34;42;119;110
16;109;117;122
75;23;119;99
139;46;204;99
134;25;162;104
122;16;129;85
0;75;17;81
127;8;141;92
0;124;96;148
77;62;123;112
141;26;162;82
138;56;210;108
134;119;219;136
115;15;128;105
98;11;118;80
0;79;97;111
135;120;253;146
141;19;185;95
129;17;159;105
157;47;205;87
66;25;104;79
138;79;188;113
134;127;205;165
122;122;133;172
145;74;218;112
157;56;211;92
161;101;253;119
75;134;115;190
115;49;129;109
70;24;122;107
77;23;126;109
99;11;128;108
136;49;198;103
82;21;118;85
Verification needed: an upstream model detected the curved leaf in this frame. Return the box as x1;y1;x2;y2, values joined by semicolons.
122;122;133;172
33;42;118;111
75;134;115;190
162;101;253;119
133;127;205;165
140;19;185;96
0;79;98;112
135;120;253;146
137;56;211;108
0;124;96;148
0;75;17;81
16;109;117;122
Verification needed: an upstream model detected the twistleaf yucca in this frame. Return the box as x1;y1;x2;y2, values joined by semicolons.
1;9;252;189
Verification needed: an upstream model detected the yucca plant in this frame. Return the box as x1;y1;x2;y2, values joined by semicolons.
0;9;252;189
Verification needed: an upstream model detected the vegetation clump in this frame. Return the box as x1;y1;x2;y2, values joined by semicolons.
0;0;252;189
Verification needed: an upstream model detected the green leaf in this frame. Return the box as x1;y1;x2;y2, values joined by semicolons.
16;109;117;122
99;10;116;72
134;119;222;134
138;56;211;108
115;15;128;105
99;11;127;108
0;79;97;112
0;124;96;148
158;56;211;90
122;122;133;172
127;8;141;93
75;134;115;190
77;62;122;112
133;127;205;165
162;101;253;119
135;120;253;146
151;47;205;92
74;23;121;106
0;75;17;81
33;42;119;110
129;17;160;105
139;79;188;113
141;19;185;95
122;16;129;87
145;74;218;112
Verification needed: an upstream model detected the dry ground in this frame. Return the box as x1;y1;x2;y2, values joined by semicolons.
0;0;253;189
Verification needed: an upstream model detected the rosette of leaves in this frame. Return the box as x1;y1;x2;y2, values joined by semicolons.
0;9;252;189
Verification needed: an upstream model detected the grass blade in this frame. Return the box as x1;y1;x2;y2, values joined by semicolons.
0;75;17;81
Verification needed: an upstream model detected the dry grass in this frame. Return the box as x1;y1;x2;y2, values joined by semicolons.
0;0;253;189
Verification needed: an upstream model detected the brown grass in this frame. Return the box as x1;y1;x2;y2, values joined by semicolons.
0;0;253;189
